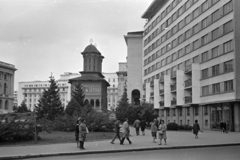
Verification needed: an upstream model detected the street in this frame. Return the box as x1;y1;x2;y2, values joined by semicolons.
23;145;240;160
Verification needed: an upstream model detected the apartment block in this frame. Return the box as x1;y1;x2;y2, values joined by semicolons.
142;0;240;131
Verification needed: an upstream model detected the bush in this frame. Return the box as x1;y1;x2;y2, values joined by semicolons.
167;122;179;130
178;125;193;130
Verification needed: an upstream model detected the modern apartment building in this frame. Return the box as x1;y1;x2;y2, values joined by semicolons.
0;61;17;113
18;72;80;111
116;62;127;102
103;72;118;111
141;0;240;131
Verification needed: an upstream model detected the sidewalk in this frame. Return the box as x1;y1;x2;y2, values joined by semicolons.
1;127;240;160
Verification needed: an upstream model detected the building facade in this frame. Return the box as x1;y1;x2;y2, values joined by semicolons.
0;61;17;113
124;32;143;105
18;72;80;111
69;44;110;111
141;0;240;131
103;72;118;111
116;62;127;102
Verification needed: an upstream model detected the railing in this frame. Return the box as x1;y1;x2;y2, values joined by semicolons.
171;71;176;78
185;96;192;104
185;64;192;72
171;84;176;91
150;81;154;86
171;99;176;105
159;101;164;106
185;79;192;88
150;92;154;97
159;89;164;94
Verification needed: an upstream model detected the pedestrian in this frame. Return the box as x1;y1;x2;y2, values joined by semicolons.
110;119;121;144
79;118;87;150
222;120;227;133
140;119;146;136
220;121;224;133
193;120;200;139
120;118;132;145
225;121;229;133
133;118;141;136
158;120;167;145
151;119;158;143
75;119;80;148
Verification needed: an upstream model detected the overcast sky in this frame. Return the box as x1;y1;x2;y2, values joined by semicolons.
0;0;151;90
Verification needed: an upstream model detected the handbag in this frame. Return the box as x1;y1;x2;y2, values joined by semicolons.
158;130;163;135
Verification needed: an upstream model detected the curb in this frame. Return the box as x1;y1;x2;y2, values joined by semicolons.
1;143;240;160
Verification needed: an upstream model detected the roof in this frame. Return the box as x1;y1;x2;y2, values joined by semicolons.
82;44;101;55
141;0;167;19
68;75;110;86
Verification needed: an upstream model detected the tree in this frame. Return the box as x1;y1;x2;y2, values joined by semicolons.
115;87;130;122
15;101;30;113
35;75;64;120
65;82;85;116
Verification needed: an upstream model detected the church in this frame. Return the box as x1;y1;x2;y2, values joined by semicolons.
69;43;110;111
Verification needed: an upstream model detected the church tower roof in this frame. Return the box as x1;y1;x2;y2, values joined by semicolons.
82;44;101;55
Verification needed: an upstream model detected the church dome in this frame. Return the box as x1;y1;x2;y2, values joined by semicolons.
82;44;100;54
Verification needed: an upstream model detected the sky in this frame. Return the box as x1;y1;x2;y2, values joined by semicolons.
0;0;152;90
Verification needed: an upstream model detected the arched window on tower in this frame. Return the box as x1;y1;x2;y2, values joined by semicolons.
84;99;89;105
90;99;94;107
5;100;8;109
96;99;100;108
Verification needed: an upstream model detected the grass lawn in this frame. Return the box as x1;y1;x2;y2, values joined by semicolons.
0;131;115;147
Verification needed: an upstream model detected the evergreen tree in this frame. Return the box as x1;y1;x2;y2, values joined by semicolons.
35;75;64;120
65;99;81;116
15;100;30;113
115;87;130;122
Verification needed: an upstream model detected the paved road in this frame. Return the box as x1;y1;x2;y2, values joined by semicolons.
22;146;240;160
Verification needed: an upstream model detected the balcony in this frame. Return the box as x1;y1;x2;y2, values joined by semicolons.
185;79;192;88
143;84;146;89
171;83;176;91
159;89;164;94
150;81;154;87
185;96;192;104
185;64;192;73
171;99;176;105
171;71;176;78
159;76;164;82
150;92;154;97
159;101;164;107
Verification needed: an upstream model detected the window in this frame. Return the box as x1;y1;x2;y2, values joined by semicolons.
212;0;219;5
224;40;233;53
193;56;199;63
205;120;208;126
172;12;178;21
187;107;190;116
172;52;178;61
179;108;182;116
193;24;200;34
161;59;165;66
224;60;233;73
166;5;171;14
224;80;233;92
223;20;233;34
173;0;177;8
212;28;219;40
193;40;199;50
178;19;185;29
185;44;191;54
202;85;209;96
202;1;209;12
202;34;209;45
204;106;208;115
172;39;177;48
212;46;219;58
193;8;199;19
185;29;192;39
172;25;178;34
212;64;219;76
202;17;208;29
195;106;199;116
178;6;184;16
167;18;172;27
185;0;191;10
167;43;171;51
178;48;184;57
223;0;233;15
178;34;184;44
213;83;220;94
161;46;166;55
161;10;166;19
166;56;171;64
202;68;208;79
212;10;219;22
185;14;192;24
161;35;166;42
167;30;171;39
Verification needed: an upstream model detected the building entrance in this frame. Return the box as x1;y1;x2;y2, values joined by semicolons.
210;103;230;129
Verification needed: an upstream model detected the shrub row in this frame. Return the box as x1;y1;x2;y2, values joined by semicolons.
167;122;193;131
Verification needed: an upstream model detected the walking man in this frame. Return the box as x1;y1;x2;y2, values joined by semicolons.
133;118;141;136
110;119;121;144
140;119;146;136
120;118;132;145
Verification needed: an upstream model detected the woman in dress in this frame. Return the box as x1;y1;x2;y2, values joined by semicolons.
158;120;167;145
193;120;200;138
151;119;158;143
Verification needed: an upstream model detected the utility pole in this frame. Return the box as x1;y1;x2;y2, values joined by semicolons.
34;105;37;143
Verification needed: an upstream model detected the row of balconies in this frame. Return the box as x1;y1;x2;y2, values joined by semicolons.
159;96;192;107
0;94;10;97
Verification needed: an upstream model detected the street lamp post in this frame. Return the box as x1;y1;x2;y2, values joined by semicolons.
34;105;37;143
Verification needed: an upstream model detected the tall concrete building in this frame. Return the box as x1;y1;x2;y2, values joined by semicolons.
124;32;143;105
141;0;240;131
116;62;127;102
69;44;110;111
0;61;17;113
18;72;80;111
103;72;118;111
